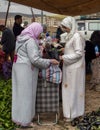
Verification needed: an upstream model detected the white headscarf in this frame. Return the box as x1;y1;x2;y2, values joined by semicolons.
60;32;67;43
61;16;77;41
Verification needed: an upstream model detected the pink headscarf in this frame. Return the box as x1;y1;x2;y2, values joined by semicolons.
21;22;43;41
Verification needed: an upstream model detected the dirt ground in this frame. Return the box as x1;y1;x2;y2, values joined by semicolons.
17;74;100;130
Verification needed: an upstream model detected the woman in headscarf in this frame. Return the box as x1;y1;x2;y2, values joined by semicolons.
59;16;85;122
12;22;59;128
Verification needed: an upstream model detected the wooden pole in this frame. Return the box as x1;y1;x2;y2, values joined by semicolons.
31;7;35;22
5;0;11;26
41;10;43;25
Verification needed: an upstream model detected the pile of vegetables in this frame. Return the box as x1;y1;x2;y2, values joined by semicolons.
71;108;100;130
0;79;16;130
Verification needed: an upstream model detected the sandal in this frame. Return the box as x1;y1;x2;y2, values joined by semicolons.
20;122;36;128
63;117;72;123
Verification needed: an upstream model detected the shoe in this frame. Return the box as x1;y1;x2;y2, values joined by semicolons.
20;122;36;128
63;118;73;123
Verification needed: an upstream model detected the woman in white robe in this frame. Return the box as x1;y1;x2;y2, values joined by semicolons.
59;16;85;121
12;22;59;127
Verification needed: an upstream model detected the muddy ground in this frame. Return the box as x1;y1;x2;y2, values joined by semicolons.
17;74;100;130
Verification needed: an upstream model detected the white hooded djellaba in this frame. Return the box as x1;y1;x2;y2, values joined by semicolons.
61;16;85;120
12;22;51;126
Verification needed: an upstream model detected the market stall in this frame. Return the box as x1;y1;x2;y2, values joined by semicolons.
10;0;100;16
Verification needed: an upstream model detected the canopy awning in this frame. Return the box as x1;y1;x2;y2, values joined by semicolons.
10;0;100;16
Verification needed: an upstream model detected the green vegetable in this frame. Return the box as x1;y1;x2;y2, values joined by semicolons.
0;79;16;130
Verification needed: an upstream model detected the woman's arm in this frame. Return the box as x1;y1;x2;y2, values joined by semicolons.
61;34;85;65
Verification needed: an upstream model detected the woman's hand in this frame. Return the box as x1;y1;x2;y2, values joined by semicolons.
50;59;59;65
59;56;63;61
59;48;64;53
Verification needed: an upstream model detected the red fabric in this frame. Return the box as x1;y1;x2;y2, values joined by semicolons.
0;49;5;72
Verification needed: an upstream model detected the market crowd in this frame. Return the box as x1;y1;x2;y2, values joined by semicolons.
0;15;100;128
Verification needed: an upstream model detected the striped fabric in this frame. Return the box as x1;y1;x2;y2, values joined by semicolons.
41;65;62;84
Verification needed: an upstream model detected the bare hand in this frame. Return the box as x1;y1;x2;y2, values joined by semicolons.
50;59;59;65
59;48;64;54
59;56;63;61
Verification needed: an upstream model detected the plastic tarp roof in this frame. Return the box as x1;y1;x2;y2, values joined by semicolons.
10;0;100;16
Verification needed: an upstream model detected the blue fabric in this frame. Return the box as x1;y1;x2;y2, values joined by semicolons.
41;65;62;84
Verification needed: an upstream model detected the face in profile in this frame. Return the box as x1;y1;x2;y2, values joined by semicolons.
61;25;71;33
